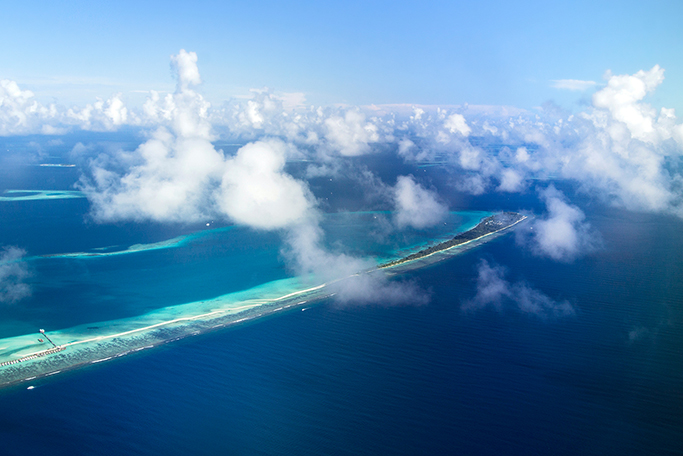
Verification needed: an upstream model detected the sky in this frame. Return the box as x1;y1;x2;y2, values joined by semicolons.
1;0;682;111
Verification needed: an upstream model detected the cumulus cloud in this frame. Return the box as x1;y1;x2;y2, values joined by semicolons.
447;142;505;195
83;53;306;231
592;66;664;142
0;79;134;134
84;51;320;230
171;49;202;89
418;66;683;218
8;51;683;312
393;175;448;229
5;60;683;227
324;110;380;156
554;66;683;216
455;174;489;195
228;89;284;131
444;113;471;136
84;50;226;222
462;259;574;318
523;186;600;262
0;80;59;135
217;139;315;229
210;91;396;159
284;221;367;278
85;127;225;222
0;247;32;304
458;145;485;170
66;93;130;131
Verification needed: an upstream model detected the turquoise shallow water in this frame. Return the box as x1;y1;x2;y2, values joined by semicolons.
0;207;490;340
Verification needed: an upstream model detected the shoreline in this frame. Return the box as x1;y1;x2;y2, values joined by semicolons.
378;212;527;269
63;282;326;349
0;212;526;390
0;282;333;390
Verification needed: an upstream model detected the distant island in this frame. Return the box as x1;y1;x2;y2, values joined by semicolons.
379;212;526;268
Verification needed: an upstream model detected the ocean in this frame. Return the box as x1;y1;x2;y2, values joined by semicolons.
0;135;682;455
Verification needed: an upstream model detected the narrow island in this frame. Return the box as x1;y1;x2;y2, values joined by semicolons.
0;211;527;389
379;212;526;269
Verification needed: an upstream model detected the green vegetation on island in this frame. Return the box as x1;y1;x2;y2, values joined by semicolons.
379;212;526;268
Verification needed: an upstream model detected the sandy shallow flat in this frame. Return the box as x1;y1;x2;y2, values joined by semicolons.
0;213;528;389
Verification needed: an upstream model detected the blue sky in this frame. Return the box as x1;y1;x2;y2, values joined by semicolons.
1;0;681;111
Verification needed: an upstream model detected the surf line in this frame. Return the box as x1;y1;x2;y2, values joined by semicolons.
379;214;528;269
2;214;523;370
6;213;523;369
62;283;327;348
0;283;327;372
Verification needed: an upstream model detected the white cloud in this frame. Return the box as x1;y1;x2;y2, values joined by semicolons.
592;65;664;142
142;90;173;124
236;90;282;130
397;138;416;158
0;247;32;304
458;145;484;170
138;51;213;139
210;89;362;150
66;93;130;131
283;220;367;279
418;66;683;218
85;51;318;230
515;146;530;163
283;221;428;306
330;272;430;306
8;52;683;309
83;50;223;223
78;50;415;305
557;66;683;216
551;79;597;91
0;79;58;135
0;79;132;134
524;186;600;262
324;110;380;156
171;49;202;90
217;139;315;229
393;175;447;229
497;168;524;192
462;259;574;318
85;128;225;222
444;113;471;136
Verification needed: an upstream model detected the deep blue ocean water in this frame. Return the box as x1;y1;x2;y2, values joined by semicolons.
1;137;682;455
